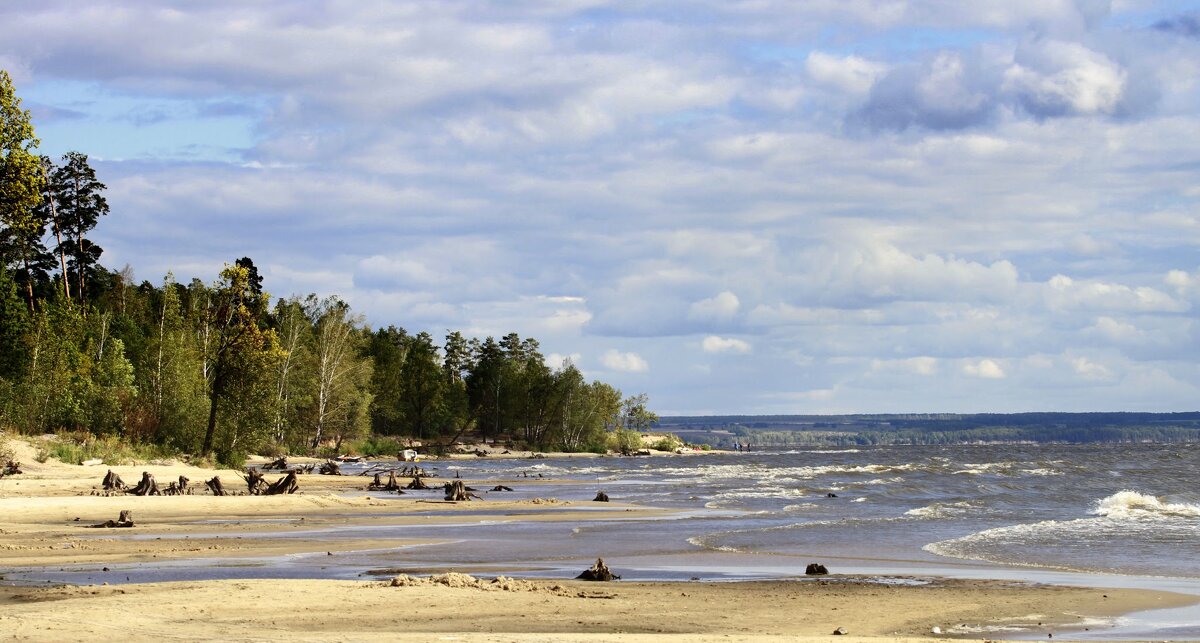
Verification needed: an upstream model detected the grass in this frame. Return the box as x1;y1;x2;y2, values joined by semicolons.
45;432;176;466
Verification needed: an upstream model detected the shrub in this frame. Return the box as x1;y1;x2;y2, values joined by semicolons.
352;435;404;457
45;432;175;465
607;428;643;455
650;434;683;452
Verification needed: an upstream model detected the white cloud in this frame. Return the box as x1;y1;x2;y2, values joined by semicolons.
601;349;649;373
1071;356;1113;380
688;291;740;321
963;359;1007;379
702;335;751;354
806;51;887;95
1004;41;1127;116
544;352;582;368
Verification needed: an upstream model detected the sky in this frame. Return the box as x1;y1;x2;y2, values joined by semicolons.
2;0;1200;415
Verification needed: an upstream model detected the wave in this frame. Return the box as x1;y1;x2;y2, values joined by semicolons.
904;501;976;519
1092;490;1200;519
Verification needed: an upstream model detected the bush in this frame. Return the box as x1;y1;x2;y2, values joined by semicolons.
45;432;175;465
607;428;643;455
650;434;683;452
351;435;404;457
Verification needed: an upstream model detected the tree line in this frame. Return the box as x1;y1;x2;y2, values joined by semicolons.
0;70;656;465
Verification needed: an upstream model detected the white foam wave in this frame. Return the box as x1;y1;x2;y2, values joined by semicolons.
1092;490;1200;519
904;501;975;519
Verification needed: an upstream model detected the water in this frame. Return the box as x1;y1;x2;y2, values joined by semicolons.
8;443;1200;636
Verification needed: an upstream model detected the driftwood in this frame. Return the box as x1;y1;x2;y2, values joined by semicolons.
206;476;229;496
576;558;619;581
102;469;127;492
164;475;190;495
88;509;134;528
262;456;289;471
405;475;431;490
318;460;342;475
368;471;403;492
593;491;610;502
444;479;481;501
473;449;488;457
263;471;299;495
490;485;513;492
244;469;267;495
128;471;161;496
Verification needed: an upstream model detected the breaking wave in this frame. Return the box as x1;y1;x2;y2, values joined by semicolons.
1092;490;1200;519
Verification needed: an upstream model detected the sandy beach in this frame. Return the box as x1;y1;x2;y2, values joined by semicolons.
1;442;1195;642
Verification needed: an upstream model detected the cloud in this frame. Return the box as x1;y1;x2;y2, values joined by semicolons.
601;349;649;373
688;291;740;322
806;51;887;96
1003;40;1127;117
963;359;1006;379
701;335;751;354
1153;13;1200;38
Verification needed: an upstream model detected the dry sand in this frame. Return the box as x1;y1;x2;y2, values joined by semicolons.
0;437;1194;642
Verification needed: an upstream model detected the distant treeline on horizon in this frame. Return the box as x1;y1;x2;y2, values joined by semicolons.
655;412;1200;446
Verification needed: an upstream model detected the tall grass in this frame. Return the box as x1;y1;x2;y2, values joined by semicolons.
45;432;175;466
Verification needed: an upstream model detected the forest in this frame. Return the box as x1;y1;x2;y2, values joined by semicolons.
0;70;656;466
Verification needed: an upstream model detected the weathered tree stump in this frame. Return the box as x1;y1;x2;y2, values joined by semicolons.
244;469;267;495
369;471;402;492
128;471;161;496
405;475;431;490
262;456;289;470
263;471;299;495
205;476;229;496
101;469;127;492
490;485;513;492
88;509;135;528
576;558;620;581
593;491;610;502
318;460;342;475
164;475;190;495
444;479;481;501
805;563;829;575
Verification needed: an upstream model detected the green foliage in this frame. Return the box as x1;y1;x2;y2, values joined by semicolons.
650;434;684;451
350;434;405;457
608;428;643;455
46;431;174;465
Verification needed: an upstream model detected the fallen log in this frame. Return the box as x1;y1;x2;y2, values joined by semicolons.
101;469;127;492
490;485;513;492
263;471;299;495
128;471;161;496
88;509;134;529
262;456;289;471
205;476;229;496
576;558;620;581
444;479;481;501
593;491;610;502
318;460;342;475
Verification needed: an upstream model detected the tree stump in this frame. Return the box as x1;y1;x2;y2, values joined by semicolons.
164;475;190;495
128;472;161;496
263;471;299;495
805;563;829;575
102;470;127;492
593;491;610;502
369;471;402;492
88;509;135;528
405;475;431;490
205;476;229;496
319;460;342;475
575;558;619;581
263;456;289;470
444;479;481;501
244;469;267;495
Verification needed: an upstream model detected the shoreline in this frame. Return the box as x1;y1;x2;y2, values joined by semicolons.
2;447;1198;641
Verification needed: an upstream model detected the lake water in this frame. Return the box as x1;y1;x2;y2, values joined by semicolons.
10;443;1200;638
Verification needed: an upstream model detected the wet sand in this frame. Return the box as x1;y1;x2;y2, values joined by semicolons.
0;442;1195;641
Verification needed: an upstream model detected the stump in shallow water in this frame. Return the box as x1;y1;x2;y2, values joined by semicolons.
444;479;481;501
262;456;289;471
405;475;431;490
318;460;342;475
128;471;160;496
805;563;829;575
369;471;402;492
490;485;513;492
101;469;127;492
593;491;610;502
205;476;229;496
88;509;134;528
244;469;267;495
263;471;299;495
575;558;619;581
